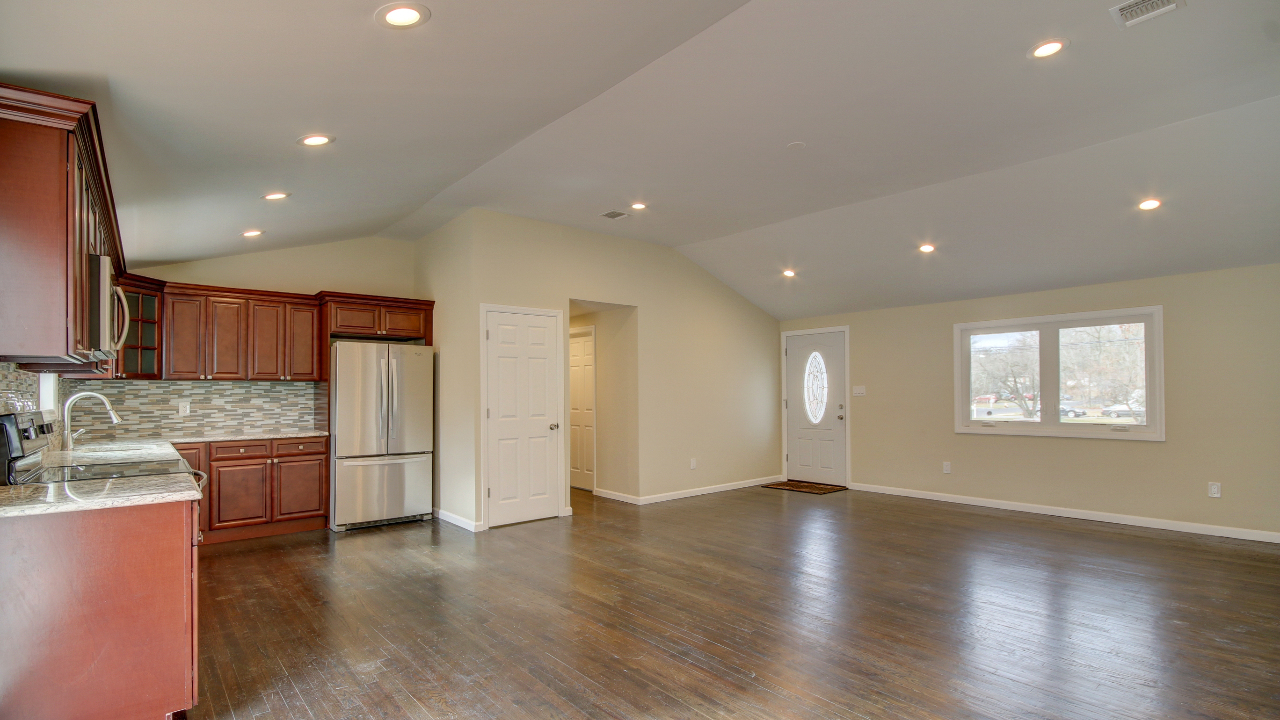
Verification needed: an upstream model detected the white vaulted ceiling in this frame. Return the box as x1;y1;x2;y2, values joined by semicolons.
2;0;1278;317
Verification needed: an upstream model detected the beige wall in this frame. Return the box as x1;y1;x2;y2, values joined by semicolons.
571;307;641;497
139;236;418;297
782;263;1280;535
418;208;780;526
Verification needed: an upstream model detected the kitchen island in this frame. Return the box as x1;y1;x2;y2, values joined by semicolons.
0;439;201;720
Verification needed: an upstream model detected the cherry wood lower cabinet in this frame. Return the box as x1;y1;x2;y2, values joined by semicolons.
0;500;198;719
180;437;329;544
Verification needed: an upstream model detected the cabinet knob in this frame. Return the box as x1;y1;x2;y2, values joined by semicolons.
239;448;244;453
298;445;304;450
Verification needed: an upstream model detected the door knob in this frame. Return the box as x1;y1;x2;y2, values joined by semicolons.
550;423;560;430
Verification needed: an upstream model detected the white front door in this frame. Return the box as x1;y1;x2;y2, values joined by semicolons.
486;310;563;527
786;331;846;485
569;328;596;490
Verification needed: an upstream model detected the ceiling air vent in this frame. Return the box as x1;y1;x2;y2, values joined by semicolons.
1110;0;1182;28
600;210;629;220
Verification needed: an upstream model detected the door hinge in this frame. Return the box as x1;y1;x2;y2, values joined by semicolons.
486;329;489;339
487;408;490;418
784;399;787;408
786;453;789;461
487;488;491;498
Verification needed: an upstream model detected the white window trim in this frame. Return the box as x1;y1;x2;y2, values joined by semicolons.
954;306;1164;441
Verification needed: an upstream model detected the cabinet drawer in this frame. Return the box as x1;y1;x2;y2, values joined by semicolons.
209;440;271;460
272;438;328;457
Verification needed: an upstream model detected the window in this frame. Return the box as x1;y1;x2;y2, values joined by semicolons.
804;351;828;423
955;307;1163;440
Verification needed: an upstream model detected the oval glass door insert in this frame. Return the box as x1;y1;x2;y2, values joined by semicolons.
804;351;828;424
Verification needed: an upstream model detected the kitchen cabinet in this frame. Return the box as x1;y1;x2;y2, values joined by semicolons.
189;437;329;543
249;301;319;381
174;442;209;532
0;83;126;368
208;457;271;530
164;293;206;380
162;293;249;380
319;292;433;340
0;500;198;718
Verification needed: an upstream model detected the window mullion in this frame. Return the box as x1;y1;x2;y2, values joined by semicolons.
1041;323;1062;427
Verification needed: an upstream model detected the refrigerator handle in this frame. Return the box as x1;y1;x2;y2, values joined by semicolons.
389;357;398;440
379;357;387;439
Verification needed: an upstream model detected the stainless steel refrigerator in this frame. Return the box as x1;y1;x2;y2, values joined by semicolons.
330;341;433;531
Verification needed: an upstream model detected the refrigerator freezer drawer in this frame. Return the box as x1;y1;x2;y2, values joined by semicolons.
332;453;432;529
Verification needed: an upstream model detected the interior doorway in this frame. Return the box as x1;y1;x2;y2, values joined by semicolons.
569;299;639;502
569;326;596;491
783;328;849;485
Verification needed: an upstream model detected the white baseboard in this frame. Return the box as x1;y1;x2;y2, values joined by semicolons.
594;475;782;506
434;508;487;533
561;506;573;516
847;483;1280;545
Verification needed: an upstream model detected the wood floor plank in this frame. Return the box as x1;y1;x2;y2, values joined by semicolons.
190;487;1280;720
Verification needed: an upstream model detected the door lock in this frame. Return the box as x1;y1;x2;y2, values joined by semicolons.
550;423;560;430
837;415;844;420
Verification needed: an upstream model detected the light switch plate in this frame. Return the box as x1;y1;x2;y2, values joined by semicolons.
851;386;867;397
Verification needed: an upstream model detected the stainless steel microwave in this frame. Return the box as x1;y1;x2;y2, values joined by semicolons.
86;254;128;361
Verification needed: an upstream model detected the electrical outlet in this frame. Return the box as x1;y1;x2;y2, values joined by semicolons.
943;462;951;474
690;458;697;470
176;400;191;417
1208;482;1221;498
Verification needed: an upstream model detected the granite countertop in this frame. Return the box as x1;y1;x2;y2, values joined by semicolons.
166;430;329;443
0;439;201;519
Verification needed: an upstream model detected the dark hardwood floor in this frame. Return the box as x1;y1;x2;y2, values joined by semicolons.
191;487;1280;720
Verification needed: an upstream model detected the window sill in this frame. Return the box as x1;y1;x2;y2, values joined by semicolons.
955;423;1165;441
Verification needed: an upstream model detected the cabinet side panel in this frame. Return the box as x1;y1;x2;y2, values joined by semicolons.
0;502;192;719
0;118;68;358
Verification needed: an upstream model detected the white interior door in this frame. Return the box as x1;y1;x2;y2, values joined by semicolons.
569;328;596;490
786;331;847;485
486;310;563;527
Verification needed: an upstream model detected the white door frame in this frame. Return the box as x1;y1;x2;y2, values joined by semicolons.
569;325;597;492
781;327;852;486
479;304;570;530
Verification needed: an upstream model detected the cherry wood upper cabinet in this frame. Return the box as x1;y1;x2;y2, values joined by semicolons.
206;297;248;380
286;304;320;381
318;292;434;342
0;83;126;367
164;293;206;380
248;300;286;381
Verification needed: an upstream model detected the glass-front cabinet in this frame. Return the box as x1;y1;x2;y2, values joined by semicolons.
118;287;162;378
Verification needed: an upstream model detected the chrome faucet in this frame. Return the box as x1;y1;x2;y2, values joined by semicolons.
62;392;122;450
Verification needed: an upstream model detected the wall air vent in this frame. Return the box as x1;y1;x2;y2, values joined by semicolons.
600;210;629;220
1110;0;1182;27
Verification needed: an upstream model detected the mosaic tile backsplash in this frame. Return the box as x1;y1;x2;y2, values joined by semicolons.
61;379;327;442
0;363;38;410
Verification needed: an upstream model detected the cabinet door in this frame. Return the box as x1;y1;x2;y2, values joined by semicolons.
117;287;161;379
209;459;271;529
285;304;320;380
382;307;427;338
163;293;205;379
173;443;209;533
329;302;381;335
206;297;248;380
273;455;327;521
248;300;286;381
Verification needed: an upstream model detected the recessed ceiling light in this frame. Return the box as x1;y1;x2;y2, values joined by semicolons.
631;203;646;210
263;192;290;200
787;141;806;150
242;230;263;238
377;3;430;28
297;134;333;147
782;270;796;277
1029;39;1068;58
1138;198;1161;210
919;244;936;253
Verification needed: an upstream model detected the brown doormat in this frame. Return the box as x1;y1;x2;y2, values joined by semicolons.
762;480;847;495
